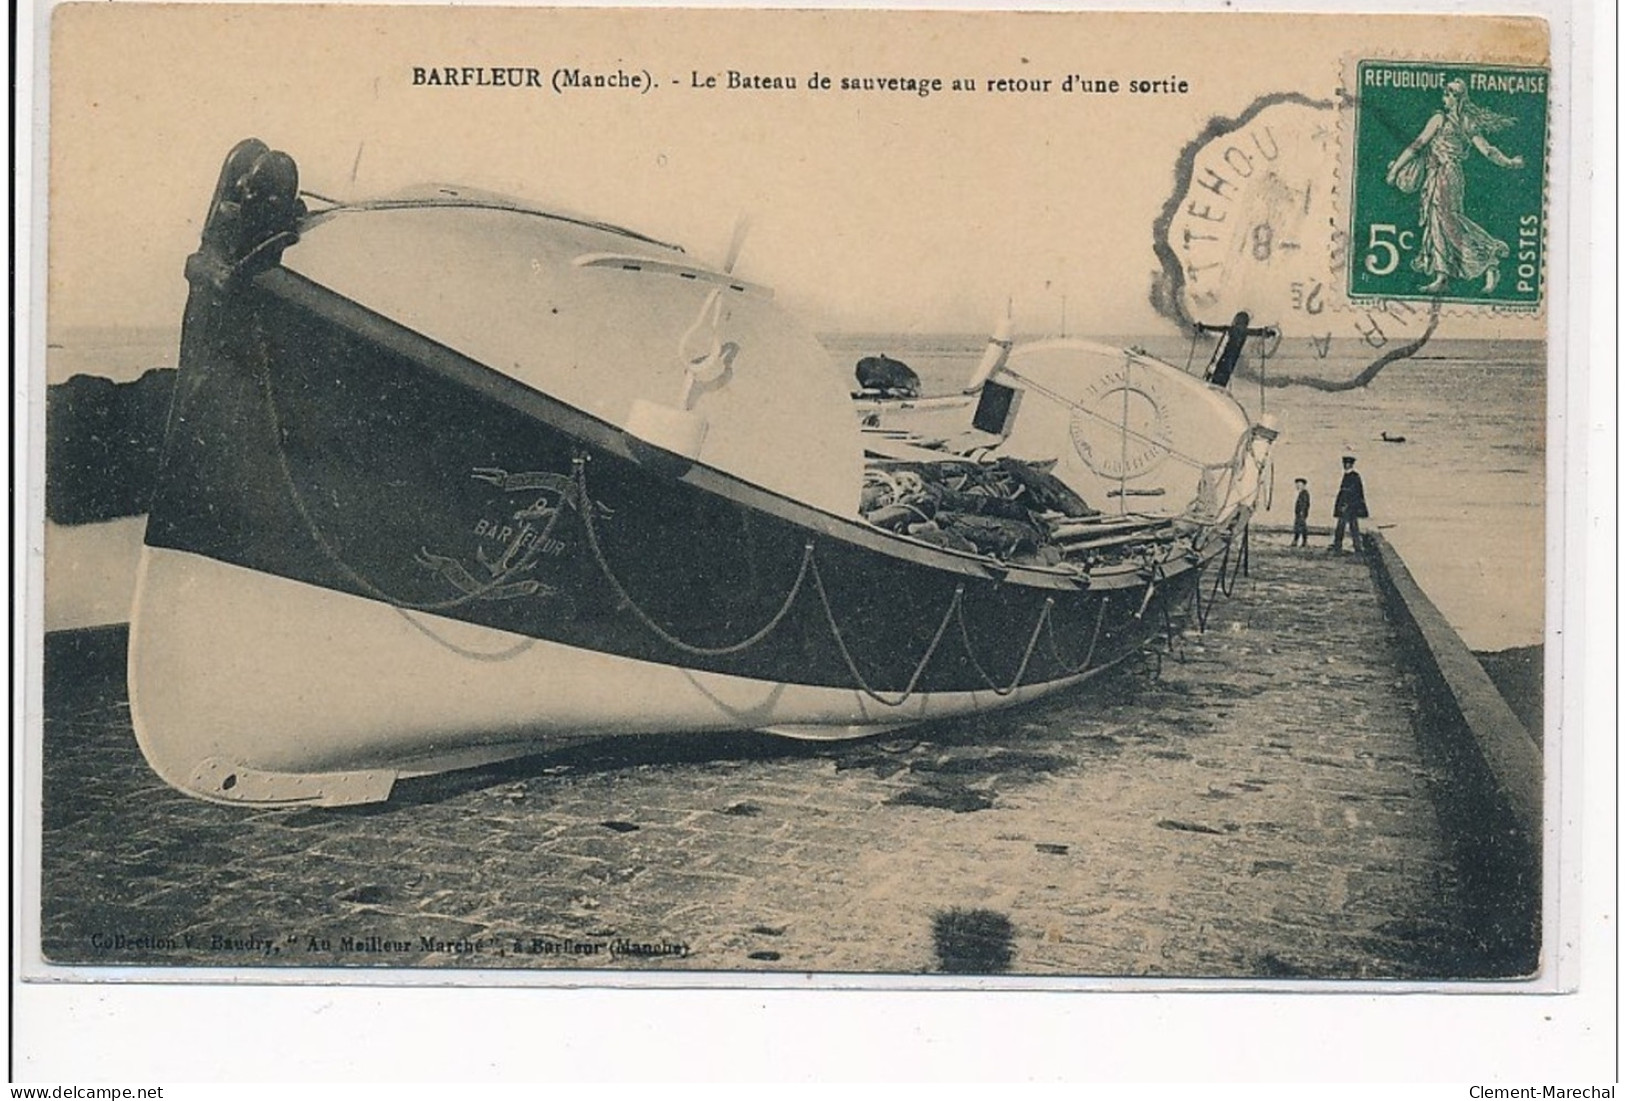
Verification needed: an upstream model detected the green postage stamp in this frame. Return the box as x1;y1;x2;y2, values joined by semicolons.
1348;60;1549;308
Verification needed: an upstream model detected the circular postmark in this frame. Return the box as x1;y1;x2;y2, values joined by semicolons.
1151;91;1440;388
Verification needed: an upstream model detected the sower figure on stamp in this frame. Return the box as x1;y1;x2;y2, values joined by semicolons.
1331;456;1368;553
1291;478;1311;547
1385;78;1525;295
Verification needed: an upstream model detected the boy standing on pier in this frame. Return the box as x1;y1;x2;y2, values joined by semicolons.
1291;478;1311;547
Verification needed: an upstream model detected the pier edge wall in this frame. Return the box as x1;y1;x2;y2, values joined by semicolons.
1362;531;1543;972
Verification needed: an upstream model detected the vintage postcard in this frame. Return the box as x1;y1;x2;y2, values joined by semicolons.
23;1;1582;1016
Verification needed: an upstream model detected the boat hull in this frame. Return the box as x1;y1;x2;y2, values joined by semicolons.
131;265;1203;804
130;545;1138;806
129;143;1225;805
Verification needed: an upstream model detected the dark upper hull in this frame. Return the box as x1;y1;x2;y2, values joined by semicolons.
149;262;1201;694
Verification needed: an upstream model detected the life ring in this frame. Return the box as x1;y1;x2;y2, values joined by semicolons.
1066;363;1174;480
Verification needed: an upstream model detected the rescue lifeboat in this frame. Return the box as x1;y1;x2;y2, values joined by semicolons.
128;139;1276;806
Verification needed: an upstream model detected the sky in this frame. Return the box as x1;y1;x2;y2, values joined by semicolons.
45;6;1550;342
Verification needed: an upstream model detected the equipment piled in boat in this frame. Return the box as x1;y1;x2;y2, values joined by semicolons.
859;456;1176;567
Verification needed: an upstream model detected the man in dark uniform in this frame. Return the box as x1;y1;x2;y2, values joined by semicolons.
1331;455;1368;553
1291;478;1311;547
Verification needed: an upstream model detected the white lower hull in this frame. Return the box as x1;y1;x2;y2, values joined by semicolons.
129;547;1106;806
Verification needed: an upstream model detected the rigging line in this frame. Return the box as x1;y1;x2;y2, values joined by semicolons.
1229;528;1248;593
1152;563;1183;662
1191;559;1210;632
1119;353;1131;514
1207;536;1234;610
573;457;813;658
256;334;568;614
809;565;963;708
1215;525;1249;598
1258;330;1268;414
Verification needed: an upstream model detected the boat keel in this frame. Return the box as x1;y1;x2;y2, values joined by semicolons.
185;756;396;807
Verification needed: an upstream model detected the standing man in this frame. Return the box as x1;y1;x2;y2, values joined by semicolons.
1332;455;1368;553
1291;478;1311;547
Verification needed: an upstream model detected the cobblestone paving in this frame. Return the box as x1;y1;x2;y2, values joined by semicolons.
38;537;1504;979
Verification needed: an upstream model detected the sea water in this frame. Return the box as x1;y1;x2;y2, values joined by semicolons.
826;331;1546;653
41;325;1546;651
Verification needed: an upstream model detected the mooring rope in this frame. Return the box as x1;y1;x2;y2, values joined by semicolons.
1204;523;1251;613
1151;561;1185;663
1208;536;1234;608
1191;561;1211;633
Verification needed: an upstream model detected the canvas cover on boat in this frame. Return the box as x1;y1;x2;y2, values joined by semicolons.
993;340;1256;521
284;200;865;517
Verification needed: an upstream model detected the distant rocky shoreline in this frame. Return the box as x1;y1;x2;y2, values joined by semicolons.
46;368;174;525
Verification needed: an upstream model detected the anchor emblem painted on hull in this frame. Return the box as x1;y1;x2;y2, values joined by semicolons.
415;465;615;602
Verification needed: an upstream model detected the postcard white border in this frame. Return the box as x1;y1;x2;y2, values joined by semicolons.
9;0;1616;1083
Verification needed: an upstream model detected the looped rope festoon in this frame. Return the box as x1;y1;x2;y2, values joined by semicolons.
576;456;1063;707
955;595;1054;698
263;333;1188;698
808;570;965;708
1046;594;1110;675
573;455;815;658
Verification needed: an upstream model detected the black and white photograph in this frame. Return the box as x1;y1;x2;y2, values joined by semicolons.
13;0;1614;1084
